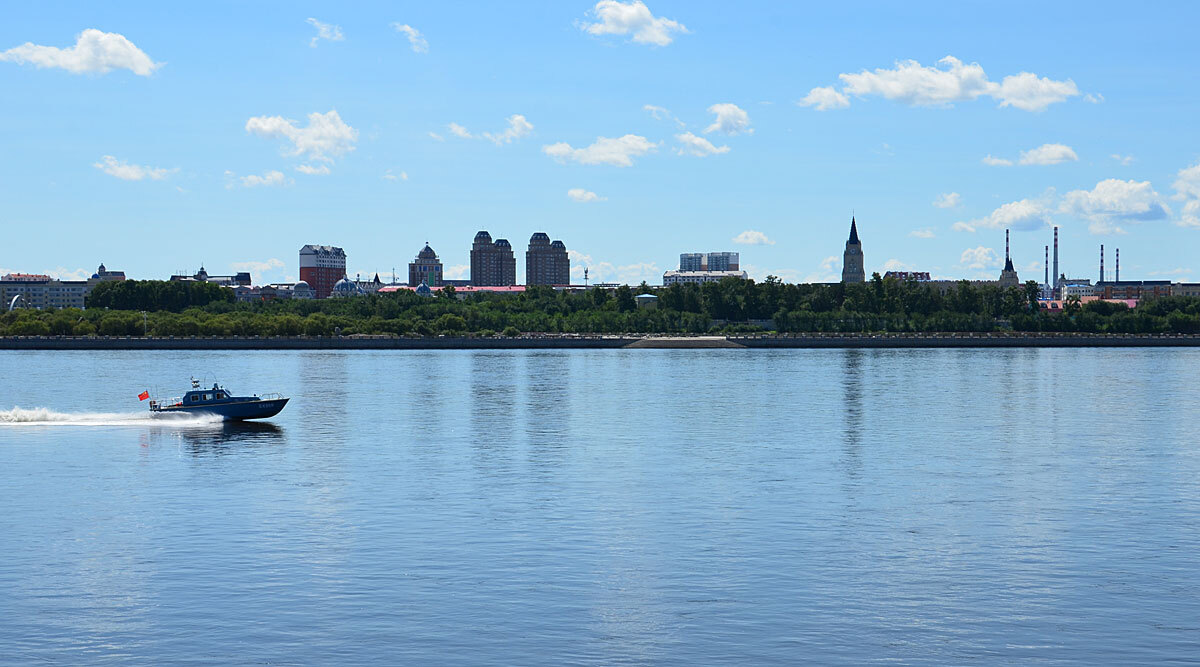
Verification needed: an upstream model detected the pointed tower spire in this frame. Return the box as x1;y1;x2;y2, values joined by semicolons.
848;215;860;245
841;215;865;283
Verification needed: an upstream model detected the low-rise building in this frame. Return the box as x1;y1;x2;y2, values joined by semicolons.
169;266;252;287
1095;280;1171;300
1172;283;1200;297
1;264;125;310
883;271;931;281
662;270;748;286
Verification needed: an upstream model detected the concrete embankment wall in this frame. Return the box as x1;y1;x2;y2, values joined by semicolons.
3;333;1200;350
730;333;1200;348
0;336;635;350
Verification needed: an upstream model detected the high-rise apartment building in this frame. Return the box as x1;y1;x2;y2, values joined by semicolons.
408;243;443;286
677;252;739;272
470;231;516;286
299;245;347;299
679;253;705;271
526;233;570;286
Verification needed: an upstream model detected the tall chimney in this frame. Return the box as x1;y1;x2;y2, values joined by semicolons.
1116;248;1120;282
1006;229;1010;263
1045;245;1049;288
1053;226;1059;286
1100;244;1105;283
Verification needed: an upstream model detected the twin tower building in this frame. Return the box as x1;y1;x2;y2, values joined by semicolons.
408;231;570;288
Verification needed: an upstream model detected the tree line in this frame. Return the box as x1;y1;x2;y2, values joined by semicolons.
1;275;1199;336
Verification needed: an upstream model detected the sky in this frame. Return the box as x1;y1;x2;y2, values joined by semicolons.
2;1;1199;287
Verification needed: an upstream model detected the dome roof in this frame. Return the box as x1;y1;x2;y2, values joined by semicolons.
294;280;310;288
418;244;438;259
333;276;360;294
415;282;433;297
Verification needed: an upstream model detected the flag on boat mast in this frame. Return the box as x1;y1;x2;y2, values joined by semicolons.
138;390;150;401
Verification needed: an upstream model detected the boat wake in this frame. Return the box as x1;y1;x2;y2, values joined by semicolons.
0;407;224;427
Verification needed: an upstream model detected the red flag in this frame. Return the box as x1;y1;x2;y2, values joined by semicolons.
138;391;150;401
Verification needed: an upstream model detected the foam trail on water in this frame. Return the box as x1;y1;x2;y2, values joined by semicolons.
0;407;224;427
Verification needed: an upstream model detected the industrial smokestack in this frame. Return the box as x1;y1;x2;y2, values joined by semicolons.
1045;245;1049;288
1053;227;1059;287
1100;244;1105;283
1116;248;1120;282
1006;229;1010;262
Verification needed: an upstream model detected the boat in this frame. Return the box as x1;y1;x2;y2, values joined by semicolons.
148;378;289;421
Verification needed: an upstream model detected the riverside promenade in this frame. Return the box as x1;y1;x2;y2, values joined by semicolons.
4;333;1200;349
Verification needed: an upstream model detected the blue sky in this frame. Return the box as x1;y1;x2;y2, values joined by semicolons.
2;1;1199;286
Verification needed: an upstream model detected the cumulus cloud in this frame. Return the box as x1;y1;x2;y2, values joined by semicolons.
383;169;408;182
543;134;658;167
1018;143;1078;165
307;18;344;47
447;123;472;139
581;0;687;46
391;23;428;53
569;251;660;285
567;188;605;202
482;114;534;145
797;86;850;111
800;56;1079;112
1171;163;1200;229
1;29;161;76
982;155;1013;166
802;256;840;283
933;192;961;208
705;103;752;135
1060;179;1170;234
954;199;1051;233
732;230;774;245
240;170;291;188
246;110;358;164
231;258;285;277
910;228;936;238
295;164;330;175
674;131;729;157
1111;154;1134;166
92;155;176;181
960;246;1000;270
443;264;469;280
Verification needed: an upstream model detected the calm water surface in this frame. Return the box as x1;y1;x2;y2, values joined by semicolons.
1;348;1198;665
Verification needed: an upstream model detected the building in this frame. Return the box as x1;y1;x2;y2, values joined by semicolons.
355;273;384;293
1095;281;1171;300
526;233;570;286
662;270;748;286
677;252;740;272
299;245;347;299
635;293;659;309
408;243;444;287
330;275;364;298
883;271;931;282
997;229;1020;288
1;264;125;310
470;231;517;286
841;217;865;283
1172;283;1200;297
169;266;252;287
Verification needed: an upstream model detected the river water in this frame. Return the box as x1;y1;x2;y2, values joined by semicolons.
1;349;1197;664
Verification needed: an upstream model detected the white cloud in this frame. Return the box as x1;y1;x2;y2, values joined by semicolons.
797;86;850;111
909;228;936;239
383;169;408;182
0;29;162;76
1171;163;1200;228
1060;179;1170;234
804;56;1079;112
643;104;684;126
443;264;469;280
960;246;1000;270
982;155;1013;166
1084;93;1105;104
295;164;330;175
569;251;659;285
567;188;605;202
447;123;473;139
955;198;1051;233
704;103;752;135
732;230;774;245
240;170;291;188
933;192;961;208
581;1;687;46
1148;268;1193;277
675;131;729;157
482;114;534;145
1111;154;1134;166
391;23;428;53
543;134;658;167
92;155;175;181
230;258;285;278
428;131;445;141
1018;143;1078;165
802;256;840;283
307;18;344;47
881;259;914;272
246;110;358;164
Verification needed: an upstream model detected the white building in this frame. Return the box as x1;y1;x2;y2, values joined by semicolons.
1;264;125;310
662;270;748;286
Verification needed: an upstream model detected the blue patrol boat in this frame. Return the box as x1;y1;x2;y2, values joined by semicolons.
148;378;289;421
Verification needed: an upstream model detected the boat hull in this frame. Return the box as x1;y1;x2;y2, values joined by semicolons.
152;398;289;421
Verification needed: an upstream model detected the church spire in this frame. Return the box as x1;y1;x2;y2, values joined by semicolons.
848;216;860;245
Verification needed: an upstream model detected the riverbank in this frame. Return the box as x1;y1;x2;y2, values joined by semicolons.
4;333;1200;349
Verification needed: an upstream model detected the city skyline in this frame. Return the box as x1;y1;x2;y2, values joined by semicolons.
3;2;1199;286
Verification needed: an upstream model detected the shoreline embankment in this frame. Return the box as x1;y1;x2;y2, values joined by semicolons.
3;333;1200;350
